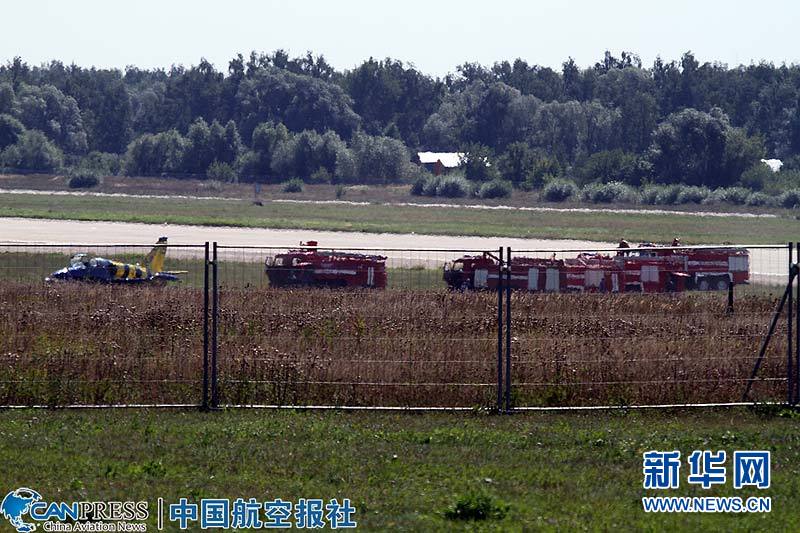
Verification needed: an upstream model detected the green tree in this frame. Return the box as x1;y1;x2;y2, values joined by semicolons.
0;83;15;115
0;114;24;149
350;132;413;183
497;142;536;186
123;130;187;176
183;117;213;173
575;149;643;186
647;108;764;187
1;129;63;171
238;121;291;181
16;83;87;153
461;143;499;181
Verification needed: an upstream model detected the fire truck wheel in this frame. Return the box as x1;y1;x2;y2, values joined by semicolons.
716;279;729;291
698;279;710;291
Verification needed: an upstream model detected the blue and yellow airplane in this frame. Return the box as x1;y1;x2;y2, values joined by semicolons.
46;237;187;284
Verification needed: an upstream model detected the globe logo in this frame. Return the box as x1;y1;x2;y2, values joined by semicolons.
1;488;42;533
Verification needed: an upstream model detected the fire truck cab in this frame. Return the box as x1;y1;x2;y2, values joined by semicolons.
443;254;500;290
265;241;387;288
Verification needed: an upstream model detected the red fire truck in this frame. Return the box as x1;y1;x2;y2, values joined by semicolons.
265;241;387;288
443;245;749;293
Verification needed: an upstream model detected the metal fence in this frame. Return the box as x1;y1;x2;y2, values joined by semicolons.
503;244;792;410
212;244;500;408
0;241;797;410
0;243;209;407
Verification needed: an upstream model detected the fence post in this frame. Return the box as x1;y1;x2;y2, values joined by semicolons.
789;243;794;405
796;242;800;405
202;242;210;411
497;247;504;413
744;272;796;401
505;246;512;413
211;241;219;409
727;279;734;314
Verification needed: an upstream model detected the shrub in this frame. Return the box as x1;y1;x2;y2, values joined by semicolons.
641;184;681;205
580;181;638;203
701;189;723;205
746;191;774;207
517;155;562;190
704;187;751;206
335;185;346;199
206;161;237;183
67;169;101;189
476;179;512;199
739;163;774;191
574;149;641;186
422;176;441;196
721;187;751;206
760;169;800;195
445;492;508;521
309;167;332;184
79;151;121;176
542;179;578;202
675;185;710;204
409;173;476;198
281;178;304;193
778;189;800;209
521;171;557;191
436;175;471;198
410;173;428;196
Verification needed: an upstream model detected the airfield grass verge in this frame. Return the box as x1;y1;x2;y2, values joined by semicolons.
0;282;786;407
2;192;800;244
0;408;798;530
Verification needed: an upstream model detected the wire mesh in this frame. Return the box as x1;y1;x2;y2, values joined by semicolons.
0;242;208;406
506;244;790;407
213;244;501;408
0;239;793;409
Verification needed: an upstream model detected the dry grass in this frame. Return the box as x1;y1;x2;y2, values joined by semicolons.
510;292;786;406
0;282;787;407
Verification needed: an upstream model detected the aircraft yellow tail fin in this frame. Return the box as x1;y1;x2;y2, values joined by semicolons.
144;236;168;273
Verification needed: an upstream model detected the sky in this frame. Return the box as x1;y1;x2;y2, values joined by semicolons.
2;0;798;76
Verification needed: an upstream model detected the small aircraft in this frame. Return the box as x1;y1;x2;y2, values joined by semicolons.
46;237;187;284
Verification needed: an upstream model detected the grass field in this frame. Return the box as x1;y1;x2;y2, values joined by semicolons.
0;282;785;407
2;191;800;244
2;176;796;531
0;408;798;531
3;173;791;215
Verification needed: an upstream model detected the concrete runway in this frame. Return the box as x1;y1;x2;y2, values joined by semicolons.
0;217;788;283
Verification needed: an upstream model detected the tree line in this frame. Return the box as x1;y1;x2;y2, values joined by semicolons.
1;50;800;194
